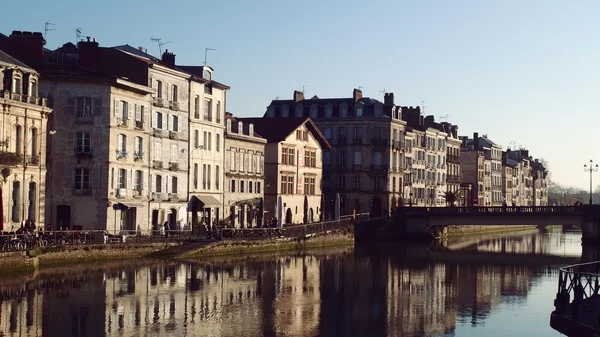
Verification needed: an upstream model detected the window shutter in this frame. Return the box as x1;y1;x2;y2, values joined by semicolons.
67;97;75;114
92;132;100;151
93;98;102;115
151;111;157;128
67;131;75;152
165;176;169;193
113;99;120;117
166;114;171;131
143;171;148;192
175;116;180;132
127;102;132;120
92;167;101;188
112;168;118;190
143;107;148;124
150;174;155;192
127;169;132;189
135;104;141;121
64;167;73;187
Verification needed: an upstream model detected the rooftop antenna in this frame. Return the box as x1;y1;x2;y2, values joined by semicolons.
44;21;56;40
151;37;171;55
302;85;309;94
204;47;216;66
275;95;280;100
380;88;387;95
440;114;450;122
75;28;83;42
358;86;363;91
508;141;516;150
421;100;426;114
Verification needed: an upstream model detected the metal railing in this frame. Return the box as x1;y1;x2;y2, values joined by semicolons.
554;261;600;323
399;206;586;215
219;213;370;240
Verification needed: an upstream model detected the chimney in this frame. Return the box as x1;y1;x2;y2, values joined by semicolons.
293;90;304;102
77;37;100;70
419;115;424;126
226;118;232;133
138;46;144;52
424;115;434;126
2;31;46;64
353;88;363;102
384;92;394;106
238;121;244;135
249;123;254;137
161;49;176;67
473;132;479;150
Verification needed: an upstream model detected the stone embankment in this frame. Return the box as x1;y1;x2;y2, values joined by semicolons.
0;229;355;273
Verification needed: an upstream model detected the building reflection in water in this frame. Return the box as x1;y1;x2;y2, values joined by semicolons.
0;231;583;337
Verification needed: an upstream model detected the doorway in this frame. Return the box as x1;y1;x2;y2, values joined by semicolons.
56;205;71;230
285;208;293;224
370;197;382;218
168;208;177;228
151;210;159;232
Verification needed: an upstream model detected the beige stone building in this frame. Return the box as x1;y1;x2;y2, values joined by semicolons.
0;45;52;230
237;117;329;225
178;65;229;227
460;133;503;206
263;89;407;218
224;113;266;228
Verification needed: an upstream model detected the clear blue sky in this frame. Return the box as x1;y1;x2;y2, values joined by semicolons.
2;0;598;189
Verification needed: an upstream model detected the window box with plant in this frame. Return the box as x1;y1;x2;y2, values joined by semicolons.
115;150;129;160
0;152;23;166
134;151;144;161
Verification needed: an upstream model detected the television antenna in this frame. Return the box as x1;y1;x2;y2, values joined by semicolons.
421;100;426;114
44;21;56;39
358;86;363;91
440;115;450;122
380;88;387;95
75;28;83;42
151;37;171;55
302;85;309;94
204;47;215;66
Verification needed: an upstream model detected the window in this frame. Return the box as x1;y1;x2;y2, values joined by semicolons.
76;97;94;119
216;134;221;152
240;152;245;172
216;101;221;124
74;168;90;190
118;169;126;189
155;175;163;192
256;182;261;194
325;106;332;118
120;101;128;120
194;95;200;119
207;165;212;189
202;164;207;189
171;176;178;193
249;181;253;193
171;85;178;102
204;84;212;95
240;180;245;193
28;80;37;97
230;151;236;171
135;170;143;191
282;147;295;165
203;131;212;150
75;132;91;154
323;151;331;166
203;70;211;81
215;165;220;190
353;151;361;166
338;150;346;167
117;134;127;157
170;145;177;163
135;105;145;123
134;137;143;159
338;176;346;190
204;99;212;121
281;175;294;194
356;106;363;117
170;115;180;132
340;104;347;117
11;181;20;222
194;130;200;148
12;76;21;94
354;176;361;190
231;180;236;193
323;128;332;140
154;142;162;161
154;111;164;129
155;80;163;98
304;176;316;195
304;150;316;167
193;164;199;189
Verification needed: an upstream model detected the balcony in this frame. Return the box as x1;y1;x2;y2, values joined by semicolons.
153;97;164;107
371;164;388;172
132;189;145;198
353;164;363;170
352;137;363;145
152;192;166;201
75;149;94;159
169;162;179;171
0;152;22;166
134;151;144;162
371;138;389;146
169;131;178;140
2;91;47;107
153;129;166;138
447;154;460;163
168;193;180;201
73;188;92;195
115;150;128;160
152;160;163;169
337;136;348;145
116;118;129;127
135;120;144;130
169;101;180;111
26;155;40;166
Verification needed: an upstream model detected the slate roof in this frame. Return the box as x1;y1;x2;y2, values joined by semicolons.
0;48;35;71
236;117;331;149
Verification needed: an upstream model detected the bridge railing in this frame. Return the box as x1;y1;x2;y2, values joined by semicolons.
398;206;585;215
220;213;371;240
554;261;600;323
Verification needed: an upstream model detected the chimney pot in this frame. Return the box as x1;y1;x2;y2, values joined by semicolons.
293;90;304;102
226;119;232;133
353;88;363;102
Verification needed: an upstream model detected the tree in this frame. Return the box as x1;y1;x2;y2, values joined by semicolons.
441;191;461;207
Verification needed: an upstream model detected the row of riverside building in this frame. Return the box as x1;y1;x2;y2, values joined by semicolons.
0;30;549;231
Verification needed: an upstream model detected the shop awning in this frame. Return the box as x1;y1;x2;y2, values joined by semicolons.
117;202;146;208
191;195;221;208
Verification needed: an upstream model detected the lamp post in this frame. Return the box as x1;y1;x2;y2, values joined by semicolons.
584;160;599;205
22;129;56;224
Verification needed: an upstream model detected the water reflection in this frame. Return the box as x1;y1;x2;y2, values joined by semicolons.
0;231;583;337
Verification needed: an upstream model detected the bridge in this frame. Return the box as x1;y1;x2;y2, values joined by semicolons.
355;205;600;244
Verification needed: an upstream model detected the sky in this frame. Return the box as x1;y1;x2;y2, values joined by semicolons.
1;0;598;190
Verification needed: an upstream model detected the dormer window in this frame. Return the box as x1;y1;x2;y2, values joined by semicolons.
325;106;332;118
356;106;363;117
28;79;37;97
282;105;289;117
310;106;317;119
295;105;303;117
203;69;212;80
340;104;348;117
12;76;21;94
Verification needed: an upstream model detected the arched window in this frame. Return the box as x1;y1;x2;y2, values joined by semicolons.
11;181;20;223
28;182;36;221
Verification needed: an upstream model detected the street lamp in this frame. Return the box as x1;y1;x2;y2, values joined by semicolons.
22;129;56;223
584;159;598;205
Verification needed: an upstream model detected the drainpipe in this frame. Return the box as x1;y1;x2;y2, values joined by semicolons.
21;110;28;225
221;89;227;223
186;76;192;229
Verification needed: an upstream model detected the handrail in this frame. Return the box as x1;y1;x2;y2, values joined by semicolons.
398;206;586;215
554;261;600;323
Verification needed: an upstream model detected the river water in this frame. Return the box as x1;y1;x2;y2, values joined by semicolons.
0;229;585;337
